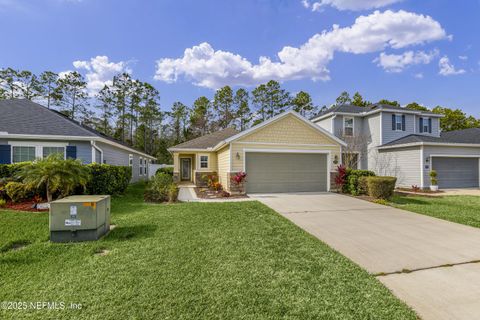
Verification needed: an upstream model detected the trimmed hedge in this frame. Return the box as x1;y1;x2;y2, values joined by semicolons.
85;164;132;195
345;169;376;195
156;167;173;176
367;176;397;199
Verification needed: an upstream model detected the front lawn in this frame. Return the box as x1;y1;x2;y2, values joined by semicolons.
389;194;480;228
0;184;415;319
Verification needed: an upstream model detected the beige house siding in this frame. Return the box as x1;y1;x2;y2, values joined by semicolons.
237;114;338;145
193;152;218;172
217;146;230;188
173;153;180;172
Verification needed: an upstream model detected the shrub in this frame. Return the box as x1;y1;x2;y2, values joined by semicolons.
358;176;370;195
86;164;131;195
5;182;33;203
156;167;173;176
167;184;179;203
430;170;438;186
230;172;247;193
19;154;90;202
144;173;175;203
334;165;348;192
0;198;6;207
367;176;397;199
346;170;375;195
0;162;30;180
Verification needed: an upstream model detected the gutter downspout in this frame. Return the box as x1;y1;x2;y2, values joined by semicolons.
91;141;104;164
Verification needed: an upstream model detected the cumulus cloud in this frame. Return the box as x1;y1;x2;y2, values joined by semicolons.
438;56;465;76
155;10;448;89
73;56;130;96
414;73;424;79
302;0;402;11
374;49;438;72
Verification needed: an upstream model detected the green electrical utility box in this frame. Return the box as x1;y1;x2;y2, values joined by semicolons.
49;195;111;243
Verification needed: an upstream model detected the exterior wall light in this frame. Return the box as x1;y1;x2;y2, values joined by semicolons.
236;152;241;160
333;155;339;164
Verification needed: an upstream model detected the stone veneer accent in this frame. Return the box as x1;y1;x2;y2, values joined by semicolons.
227;172;246;194
173;172;180;183
330;171;338;191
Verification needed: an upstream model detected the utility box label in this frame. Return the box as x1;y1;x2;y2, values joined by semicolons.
65;219;81;226
70;205;77;217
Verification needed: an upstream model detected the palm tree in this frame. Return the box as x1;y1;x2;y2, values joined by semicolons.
19;153;91;202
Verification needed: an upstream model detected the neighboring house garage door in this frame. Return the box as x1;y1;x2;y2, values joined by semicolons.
432;157;479;188
245;152;328;193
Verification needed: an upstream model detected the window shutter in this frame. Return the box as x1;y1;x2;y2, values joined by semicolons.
66;146;77;159
0;145;11;164
402;115;406;131
392;114;396;130
419;118;424;133
428;118;432;133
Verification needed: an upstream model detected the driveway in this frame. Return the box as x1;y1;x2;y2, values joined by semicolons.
250;192;480;320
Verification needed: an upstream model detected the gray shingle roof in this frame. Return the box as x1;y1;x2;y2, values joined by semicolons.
0;99;154;157
0;99;96;137
311;103;438;119
381;128;480;147
171;127;239;150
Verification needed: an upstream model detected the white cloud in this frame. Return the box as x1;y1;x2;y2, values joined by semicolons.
73;56;130;96
302;0;402;11
414;73;424;79
155;10;448;89
438;56;465;76
458;55;468;60
374;49;438;72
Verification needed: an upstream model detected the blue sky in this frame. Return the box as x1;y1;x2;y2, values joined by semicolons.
0;0;479;116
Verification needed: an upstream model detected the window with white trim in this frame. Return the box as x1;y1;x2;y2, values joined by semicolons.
129;154;133;167
43;146;65;158
394;115;403;131
139;157;143;176
343;117;354;136
12;146;36;163
422;118;430;133
200;155;209;169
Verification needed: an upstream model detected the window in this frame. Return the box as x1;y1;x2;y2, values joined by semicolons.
200;155;209;169
394;115;403;131
129;154;133;167
43;146;65;158
139;157;143;176
344;117;354;136
420;117;431;133
12;146;35;163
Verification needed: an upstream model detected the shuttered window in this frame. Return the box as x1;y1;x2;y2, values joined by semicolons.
12;146;36;163
43;146;65;158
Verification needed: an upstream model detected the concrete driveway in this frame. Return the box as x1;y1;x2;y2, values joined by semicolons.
250;192;480;320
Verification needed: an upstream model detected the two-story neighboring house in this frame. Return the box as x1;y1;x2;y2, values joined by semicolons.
313;104;480;189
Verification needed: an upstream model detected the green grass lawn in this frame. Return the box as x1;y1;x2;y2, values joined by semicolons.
0;184;415;320
389;194;480;228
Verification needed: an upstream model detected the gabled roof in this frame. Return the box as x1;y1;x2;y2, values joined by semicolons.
0;99;97;137
169;128;239;151
0;99;155;159
169;110;347;152
311;103;440;121
379;128;480;149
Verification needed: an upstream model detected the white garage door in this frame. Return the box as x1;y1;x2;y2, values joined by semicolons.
245;152;328;193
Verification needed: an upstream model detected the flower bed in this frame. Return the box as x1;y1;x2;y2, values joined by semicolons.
2;200;49;212
194;187;248;199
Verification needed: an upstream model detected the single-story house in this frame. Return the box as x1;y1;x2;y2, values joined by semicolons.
0;99;155;182
168;111;347;193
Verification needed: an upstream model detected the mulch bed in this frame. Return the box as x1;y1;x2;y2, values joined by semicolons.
396;187;444;194
2;200;49;212
195;188;248;200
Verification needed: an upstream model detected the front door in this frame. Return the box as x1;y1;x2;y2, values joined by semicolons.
180;158;191;181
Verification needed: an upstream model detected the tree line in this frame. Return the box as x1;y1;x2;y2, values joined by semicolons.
1;68;479;163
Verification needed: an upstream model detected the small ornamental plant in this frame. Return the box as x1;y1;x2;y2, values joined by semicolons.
335;165;347;192
231;172;247;193
429;170;438;191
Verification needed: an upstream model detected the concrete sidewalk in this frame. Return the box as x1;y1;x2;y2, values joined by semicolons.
251;192;480;320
